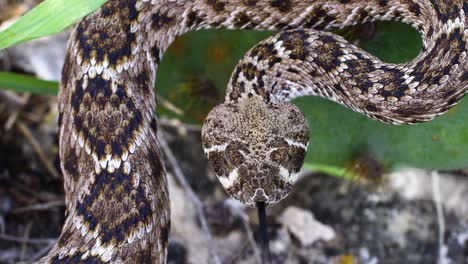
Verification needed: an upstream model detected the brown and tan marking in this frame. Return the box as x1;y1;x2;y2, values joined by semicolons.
41;0;467;263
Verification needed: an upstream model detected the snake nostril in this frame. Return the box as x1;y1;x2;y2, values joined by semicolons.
260;163;270;171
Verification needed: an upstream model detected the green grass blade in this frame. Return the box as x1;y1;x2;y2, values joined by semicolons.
303;163;356;180
0;72;58;96
0;0;107;51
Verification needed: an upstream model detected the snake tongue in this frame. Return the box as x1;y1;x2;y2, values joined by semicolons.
257;202;271;264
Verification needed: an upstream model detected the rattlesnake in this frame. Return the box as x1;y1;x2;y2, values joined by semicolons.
38;0;467;263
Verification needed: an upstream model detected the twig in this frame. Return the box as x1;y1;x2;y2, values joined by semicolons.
10;181;54;202
28;242;55;263
5;93;30;131
431;171;448;264
0;234;56;244
155;94;184;116
15;121;60;179
159;117;202;133
157;131;221;264
11;200;65;214
20;222;33;261
0;90;26;109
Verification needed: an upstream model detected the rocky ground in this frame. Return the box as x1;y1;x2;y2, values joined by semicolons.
163;126;468;264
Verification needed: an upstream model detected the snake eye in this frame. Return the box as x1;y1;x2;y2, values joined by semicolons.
287;146;306;172
225;142;247;166
269;147;290;166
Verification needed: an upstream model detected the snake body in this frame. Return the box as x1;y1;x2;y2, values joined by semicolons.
39;0;466;263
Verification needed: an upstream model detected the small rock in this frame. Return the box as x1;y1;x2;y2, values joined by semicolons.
278;206;335;247
359;247;378;264
388;168;468;217
270;227;291;256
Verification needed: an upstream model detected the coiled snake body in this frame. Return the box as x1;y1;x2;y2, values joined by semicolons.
39;0;467;263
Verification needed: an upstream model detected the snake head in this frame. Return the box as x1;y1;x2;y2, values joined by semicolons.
201;95;309;207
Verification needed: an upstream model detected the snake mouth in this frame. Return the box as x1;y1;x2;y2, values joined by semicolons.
227;162;294;207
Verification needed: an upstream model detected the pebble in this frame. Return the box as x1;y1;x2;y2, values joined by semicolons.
278;206;336;247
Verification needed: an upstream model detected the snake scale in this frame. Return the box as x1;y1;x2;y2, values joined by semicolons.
37;0;467;263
